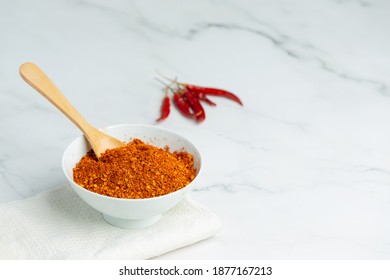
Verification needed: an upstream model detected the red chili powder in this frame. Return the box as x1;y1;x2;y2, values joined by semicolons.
73;139;196;199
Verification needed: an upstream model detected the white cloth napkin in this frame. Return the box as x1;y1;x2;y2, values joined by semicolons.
0;185;221;259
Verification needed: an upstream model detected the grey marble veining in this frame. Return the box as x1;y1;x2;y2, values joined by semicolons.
1;0;390;259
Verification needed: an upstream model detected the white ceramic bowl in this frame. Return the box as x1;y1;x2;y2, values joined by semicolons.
62;124;202;229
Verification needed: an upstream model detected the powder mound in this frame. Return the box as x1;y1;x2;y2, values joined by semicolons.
73;139;196;199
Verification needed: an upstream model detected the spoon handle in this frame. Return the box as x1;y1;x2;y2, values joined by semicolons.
19;62;95;136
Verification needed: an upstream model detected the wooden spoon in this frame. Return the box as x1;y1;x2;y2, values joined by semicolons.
19;62;125;158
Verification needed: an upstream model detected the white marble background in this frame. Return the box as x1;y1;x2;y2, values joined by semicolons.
1;0;390;259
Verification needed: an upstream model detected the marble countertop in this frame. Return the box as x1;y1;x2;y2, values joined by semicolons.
1;0;390;259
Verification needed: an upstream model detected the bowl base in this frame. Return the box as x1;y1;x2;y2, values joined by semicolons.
102;214;162;229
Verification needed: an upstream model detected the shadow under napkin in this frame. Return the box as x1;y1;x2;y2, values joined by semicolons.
0;185;221;259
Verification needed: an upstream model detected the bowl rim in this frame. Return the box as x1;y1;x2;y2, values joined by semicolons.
62;123;202;202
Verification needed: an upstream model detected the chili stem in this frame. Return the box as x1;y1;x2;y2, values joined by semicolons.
154;76;170;87
155;70;186;87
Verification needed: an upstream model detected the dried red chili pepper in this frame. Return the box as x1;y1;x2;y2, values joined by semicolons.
155;71;243;123
186;85;243;106
196;92;216;106
156;92;170;122
184;90;205;122
173;92;195;118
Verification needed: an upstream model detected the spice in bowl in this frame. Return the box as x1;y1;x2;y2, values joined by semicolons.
73;139;196;199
